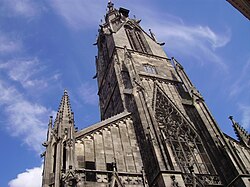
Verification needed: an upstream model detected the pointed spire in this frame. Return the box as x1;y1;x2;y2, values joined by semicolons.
55;90;74;128
229;116;250;147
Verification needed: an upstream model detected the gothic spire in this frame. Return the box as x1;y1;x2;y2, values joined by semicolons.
229;116;250;147
54;90;74;131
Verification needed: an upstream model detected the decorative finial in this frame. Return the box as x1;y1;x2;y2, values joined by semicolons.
149;29;156;41
229;115;234;121
64;89;68;95
48;116;53;129
49;116;53;124
107;1;114;11
229;116;237;126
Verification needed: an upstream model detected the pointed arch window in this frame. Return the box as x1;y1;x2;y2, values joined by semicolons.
125;24;152;54
154;88;221;185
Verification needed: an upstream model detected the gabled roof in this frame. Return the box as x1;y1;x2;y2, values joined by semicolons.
75;111;131;138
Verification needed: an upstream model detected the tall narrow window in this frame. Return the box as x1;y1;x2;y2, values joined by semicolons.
53;144;57;173
125;28;141;51
106;163;113;181
125;24;152;54
62;142;66;172
85;161;96;181
135;30;148;53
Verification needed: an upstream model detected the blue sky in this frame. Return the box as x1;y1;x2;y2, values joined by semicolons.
0;0;249;186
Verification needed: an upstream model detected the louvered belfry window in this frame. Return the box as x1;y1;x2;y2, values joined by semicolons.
125;23;152;54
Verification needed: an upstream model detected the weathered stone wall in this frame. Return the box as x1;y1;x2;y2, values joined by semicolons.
74;112;144;186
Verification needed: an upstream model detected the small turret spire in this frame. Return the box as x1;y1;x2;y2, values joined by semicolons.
43;116;54;146
49;116;53;128
172;57;184;70
229;116;250;147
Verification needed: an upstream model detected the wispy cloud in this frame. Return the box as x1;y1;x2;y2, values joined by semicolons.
0;36;60;152
0;81;55;153
48;0;104;30
8;165;42;187
0;31;22;54
47;1;231;69
77;82;98;106
0;58;60;90
1;0;44;18
151;23;230;68
138;9;231;70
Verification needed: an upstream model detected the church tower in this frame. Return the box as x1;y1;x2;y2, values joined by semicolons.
42;2;250;187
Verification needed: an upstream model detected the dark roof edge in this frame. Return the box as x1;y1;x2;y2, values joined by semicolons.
75;111;131;138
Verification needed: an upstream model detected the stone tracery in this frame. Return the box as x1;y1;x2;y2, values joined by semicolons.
154;88;222;185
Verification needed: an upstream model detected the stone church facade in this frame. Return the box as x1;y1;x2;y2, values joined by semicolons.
42;2;250;187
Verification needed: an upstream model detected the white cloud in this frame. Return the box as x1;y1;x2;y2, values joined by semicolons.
78;82;98;105
48;0;104;30
0;56;61;154
150;22;230;69
0;58;49;89
2;0;43;18
8;165;43;187
0;31;22;54
136;8;231;70
0;81;55;153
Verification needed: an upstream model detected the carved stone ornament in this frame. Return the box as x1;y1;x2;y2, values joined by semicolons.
154;87;222;185
170;175;180;187
61;169;80;186
66;138;74;147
